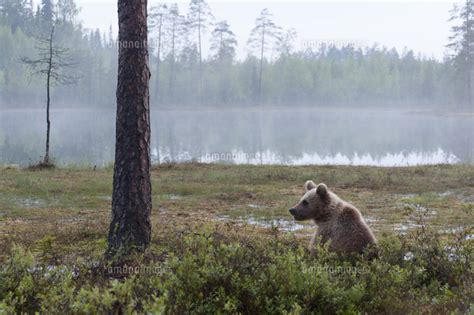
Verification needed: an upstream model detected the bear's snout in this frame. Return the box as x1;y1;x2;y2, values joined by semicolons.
289;208;297;215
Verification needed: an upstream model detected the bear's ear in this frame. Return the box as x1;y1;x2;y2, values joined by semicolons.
316;183;328;197
305;180;317;191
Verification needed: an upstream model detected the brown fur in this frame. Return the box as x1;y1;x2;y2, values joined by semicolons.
289;180;376;254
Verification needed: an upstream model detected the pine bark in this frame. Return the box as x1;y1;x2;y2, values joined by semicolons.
107;0;152;257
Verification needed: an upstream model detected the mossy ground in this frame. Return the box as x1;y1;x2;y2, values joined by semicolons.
0;164;473;313
1;163;472;246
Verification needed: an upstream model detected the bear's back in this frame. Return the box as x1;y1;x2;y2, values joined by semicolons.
329;205;376;253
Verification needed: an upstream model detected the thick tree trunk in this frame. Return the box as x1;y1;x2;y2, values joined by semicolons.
107;0;152;257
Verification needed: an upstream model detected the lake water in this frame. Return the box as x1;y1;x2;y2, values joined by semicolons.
0;108;472;166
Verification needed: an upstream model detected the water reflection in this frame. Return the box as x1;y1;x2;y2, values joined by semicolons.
0;108;472;166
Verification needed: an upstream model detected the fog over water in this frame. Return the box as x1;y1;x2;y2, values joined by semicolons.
0;108;472;166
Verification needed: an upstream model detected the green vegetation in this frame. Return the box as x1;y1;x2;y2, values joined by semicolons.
0;164;473;313
1;1;472;108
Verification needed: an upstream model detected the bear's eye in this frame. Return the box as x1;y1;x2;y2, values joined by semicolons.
302;200;308;206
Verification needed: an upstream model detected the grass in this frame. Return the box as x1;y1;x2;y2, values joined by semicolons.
0;163;473;313
1;163;472;242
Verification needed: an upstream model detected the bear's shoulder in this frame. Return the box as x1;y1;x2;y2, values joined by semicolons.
337;204;362;223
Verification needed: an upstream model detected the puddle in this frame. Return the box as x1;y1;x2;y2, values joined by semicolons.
218;214;453;235
246;217;307;231
247;204;265;209
161;194;182;200
397;193;418;199
442;226;465;234
438;191;453;198
438;191;474;203
96;195;112;201
58;217;86;223
364;216;380;224
393;221;424;234
454;192;474;203
15;197;45;208
217;215;307;232
404;204;427;213
441;227;474;240
403;204;437;218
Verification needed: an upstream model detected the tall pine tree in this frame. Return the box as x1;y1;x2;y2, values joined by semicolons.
40;0;53;29
447;0;474;107
187;0;213;106
247;8;281;105
107;0;152;258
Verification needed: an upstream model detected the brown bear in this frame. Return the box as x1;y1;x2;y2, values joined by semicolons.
289;180;376;254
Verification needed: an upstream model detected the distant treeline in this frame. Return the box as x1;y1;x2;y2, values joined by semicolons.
0;0;472;109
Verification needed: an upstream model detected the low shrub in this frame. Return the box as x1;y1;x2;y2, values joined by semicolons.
0;224;472;314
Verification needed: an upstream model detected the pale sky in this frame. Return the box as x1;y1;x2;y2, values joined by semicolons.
71;0;462;60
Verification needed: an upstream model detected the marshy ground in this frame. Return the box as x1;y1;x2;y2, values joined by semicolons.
0;163;473;313
1;163;472;249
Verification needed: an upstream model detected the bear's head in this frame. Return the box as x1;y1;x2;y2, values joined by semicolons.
289;180;333;222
